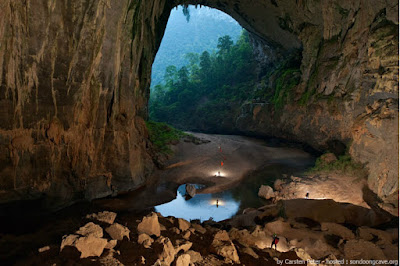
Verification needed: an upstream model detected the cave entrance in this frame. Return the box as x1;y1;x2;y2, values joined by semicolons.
149;5;257;133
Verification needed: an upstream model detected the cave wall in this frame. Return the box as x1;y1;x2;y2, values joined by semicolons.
0;0;398;210
0;0;171;209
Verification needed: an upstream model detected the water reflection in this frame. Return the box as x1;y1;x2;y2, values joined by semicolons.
155;184;240;222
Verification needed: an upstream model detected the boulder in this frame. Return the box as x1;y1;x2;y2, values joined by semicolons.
283;199;388;226
192;223;206;234
86;211;117;225
182;230;191;240
186;184;196;198
175;239;193;253
176;254;191;266
106;223;130;240
105;239;117;249
76;222;103;238
138;233;154;248
155;237;176;265
185;250;203;264
344;240;386;260
258;185;275;200
213;230;230;242
169;227;181;234
137;212;161;237
210;230;240;264
321;223;355;240
241;247;259;259
177;218;191;231
274;179;284;191
60;234;108;258
229;228;264;249
357;227;392;245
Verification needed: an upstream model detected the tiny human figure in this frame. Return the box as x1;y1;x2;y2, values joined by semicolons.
216;199;219;208
271;233;279;250
221;161;224;166
305;192;309;199
218;171;220;176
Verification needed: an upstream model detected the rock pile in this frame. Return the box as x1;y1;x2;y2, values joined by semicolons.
51;200;398;265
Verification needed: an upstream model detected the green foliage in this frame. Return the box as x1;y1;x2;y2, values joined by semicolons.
146;121;187;155
253;53;301;109
149;30;256;130
272;68;300;109
151;6;242;87
309;153;367;178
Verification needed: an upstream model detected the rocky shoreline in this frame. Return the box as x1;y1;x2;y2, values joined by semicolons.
19;196;398;266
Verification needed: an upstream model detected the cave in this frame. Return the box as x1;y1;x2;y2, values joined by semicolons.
0;0;398;264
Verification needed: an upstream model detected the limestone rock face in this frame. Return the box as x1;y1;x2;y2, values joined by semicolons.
0;0;398;211
0;0;161;209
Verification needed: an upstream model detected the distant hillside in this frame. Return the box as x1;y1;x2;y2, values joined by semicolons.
151;6;242;88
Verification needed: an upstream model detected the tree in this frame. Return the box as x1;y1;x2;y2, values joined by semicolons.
217;35;233;55
164;65;178;88
199;51;211;71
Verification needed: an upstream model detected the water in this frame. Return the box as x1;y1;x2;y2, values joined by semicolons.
155;184;240;222
155;163;312;222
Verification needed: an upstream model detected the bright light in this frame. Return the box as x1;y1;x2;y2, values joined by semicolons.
210;199;225;206
213;171;225;177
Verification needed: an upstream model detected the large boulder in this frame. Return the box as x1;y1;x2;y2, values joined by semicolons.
175;239;193;254
186;184;196;198
192;223;206;234
76;222;103;238
86;211;117;225
357;227;392;245
274;179;284;191
344;240;386;260
258;185;275;200
210;230;240;264
177;218;191;231
176;254;191;266
106;223;130;240
283;199;390;226
138;233;154;248
137;212;161;237
155;237;176;265
185;250;203;264
321;223;355;240
60;234;108;258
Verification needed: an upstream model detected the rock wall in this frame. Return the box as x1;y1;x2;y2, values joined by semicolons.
0;0;398;210
235;1;399;209
0;0;172;209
